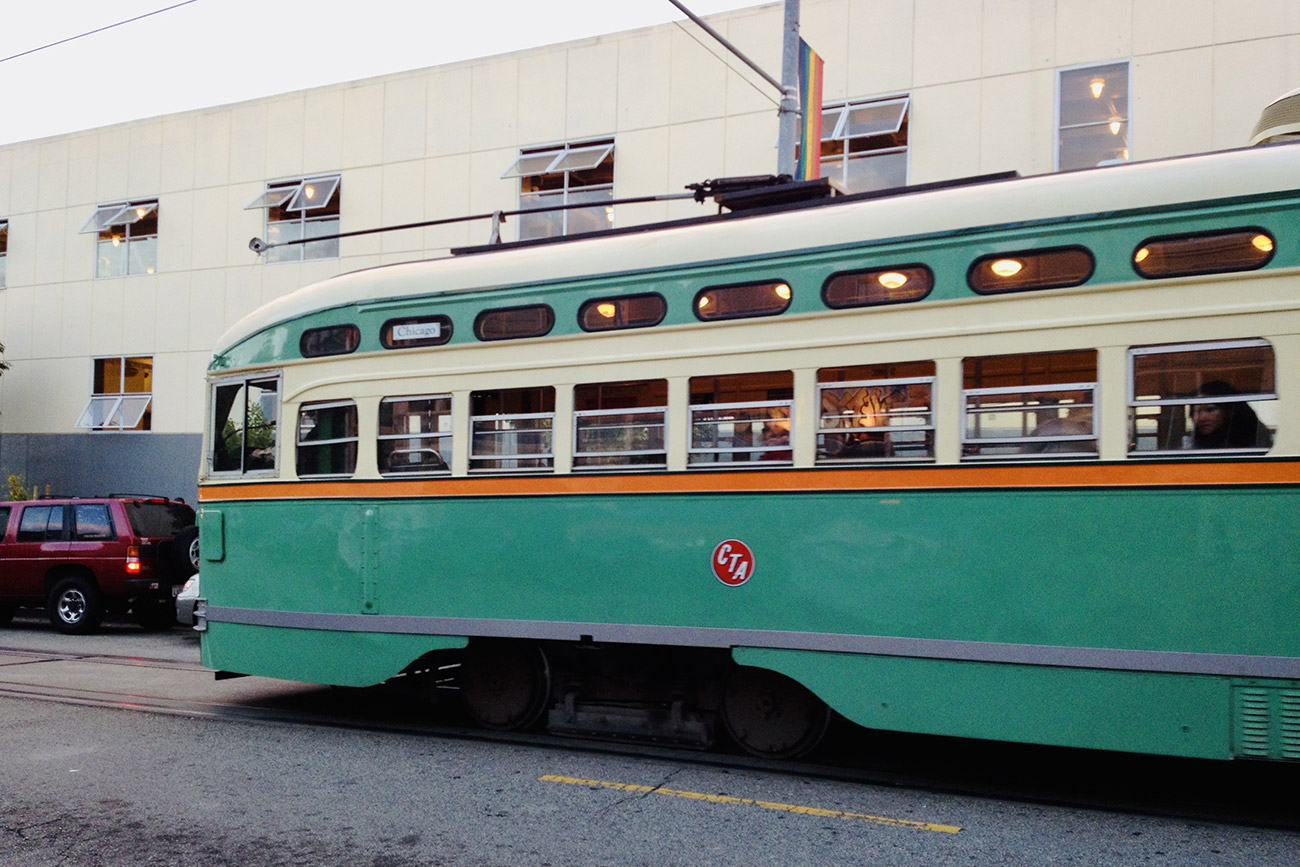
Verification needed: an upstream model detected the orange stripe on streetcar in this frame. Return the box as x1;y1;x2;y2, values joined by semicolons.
198;460;1300;502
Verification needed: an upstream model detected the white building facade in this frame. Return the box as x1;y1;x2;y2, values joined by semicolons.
0;0;1297;500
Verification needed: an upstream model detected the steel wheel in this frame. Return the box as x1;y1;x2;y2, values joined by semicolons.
459;642;550;731
721;665;830;759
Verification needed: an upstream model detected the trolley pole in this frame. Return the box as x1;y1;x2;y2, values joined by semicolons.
775;0;802;179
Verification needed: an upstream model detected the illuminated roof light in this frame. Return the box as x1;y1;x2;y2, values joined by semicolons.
774;283;792;300
1134;247;1150;263
877;271;908;289
698;296;711;309
1252;234;1274;253
990;259;1023;277
596;303;616;318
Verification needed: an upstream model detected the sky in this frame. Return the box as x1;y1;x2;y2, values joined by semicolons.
0;0;768;145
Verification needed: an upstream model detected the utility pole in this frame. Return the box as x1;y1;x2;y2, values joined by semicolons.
668;0;801;178
775;0;801;178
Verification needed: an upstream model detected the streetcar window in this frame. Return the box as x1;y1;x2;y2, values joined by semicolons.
300;324;360;358
1132;229;1275;279
474;304;555;341
379;395;452;474
381;315;453;349
817;362;936;462
961;350;1098;459
822;265;933;308
296;401;359;478
573;380;668;470
689;372;793;466
968;247;1094;294
1129;339;1275;454
470;387;555;472
694;281;792;321
210;375;280;476
578;293;667;332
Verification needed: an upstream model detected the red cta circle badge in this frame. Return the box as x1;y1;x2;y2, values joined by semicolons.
712;539;754;586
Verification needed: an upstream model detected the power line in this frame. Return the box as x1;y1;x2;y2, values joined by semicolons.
0;0;202;65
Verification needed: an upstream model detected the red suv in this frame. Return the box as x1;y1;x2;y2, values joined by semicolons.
0;496;198;634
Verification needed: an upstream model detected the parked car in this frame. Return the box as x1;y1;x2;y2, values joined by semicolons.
175;573;201;627
0;496;198;634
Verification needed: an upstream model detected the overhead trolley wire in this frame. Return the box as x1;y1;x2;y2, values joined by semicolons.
0;0;202;65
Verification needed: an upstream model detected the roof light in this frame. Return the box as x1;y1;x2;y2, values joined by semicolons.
991;259;1023;277
877;272;908;289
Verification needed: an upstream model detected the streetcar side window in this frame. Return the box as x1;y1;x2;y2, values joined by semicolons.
961;350;1098;459
822;265;933;308
470;387;555;472
1132;229;1275;279
1129;340;1275;454
578;294;667;332
296;401;359;478
474;304;555;341
968;247;1094;294
573;380;668;470
379;395;452;475
817;362;936;463
300;324;360;358
694;281;792;321
689;372;793;466
210;375;280;476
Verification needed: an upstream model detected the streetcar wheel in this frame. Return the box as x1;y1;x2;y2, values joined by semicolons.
134;597;176;631
47;576;105;635
459;642;550;731
0;604;16;627
721;665;830;759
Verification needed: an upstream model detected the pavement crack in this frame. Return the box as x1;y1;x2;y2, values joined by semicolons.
596;768;685;815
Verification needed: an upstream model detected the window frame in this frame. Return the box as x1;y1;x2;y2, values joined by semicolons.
469;387;556;474
1131;227;1276;279
577;293;667;332
693;280;793;322
815;373;937;464
967;246;1095;295
245;174;342;263
0;219;8;289
295;399;360;479
80;199;159;278
208;372;282;478
378;394;453;476
818;94;910;193
1127;339;1276;456
74;356;153;432
299;324;361;358
474;304;556;342
1056;61;1131;171
381;315;454;349
961;381;1100;459
504;138;615;240
821;264;933;309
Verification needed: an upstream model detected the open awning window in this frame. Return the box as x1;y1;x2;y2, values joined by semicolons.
244;176;340;213
74;394;152;430
822;96;910;141
78;201;158;235
500;141;613;178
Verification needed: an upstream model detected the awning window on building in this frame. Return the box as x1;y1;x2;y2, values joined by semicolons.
822;96;910;141
244;176;340;213
500;142;613;178
78;202;158;235
74;395;152;430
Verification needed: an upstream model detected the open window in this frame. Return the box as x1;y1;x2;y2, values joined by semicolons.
962;351;1098;459
470;387;555;473
503;139;614;240
379;395;452;475
75;356;152;431
689;372;793;466
1129;340;1275;455
817;362;936;462
245;175;341;262
573;380;668;471
296;401;358;478
80;200;158;278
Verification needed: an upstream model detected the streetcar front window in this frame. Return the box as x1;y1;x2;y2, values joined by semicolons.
210;375;280;476
1129;340;1275;454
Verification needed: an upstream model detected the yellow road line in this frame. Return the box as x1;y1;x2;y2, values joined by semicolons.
539;774;962;834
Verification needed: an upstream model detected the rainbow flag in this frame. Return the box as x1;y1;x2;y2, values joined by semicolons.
795;39;825;181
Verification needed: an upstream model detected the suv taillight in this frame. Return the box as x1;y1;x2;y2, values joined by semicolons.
126;545;141;574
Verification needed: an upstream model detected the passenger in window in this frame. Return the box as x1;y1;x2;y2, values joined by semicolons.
1190;382;1272;449
1025;407;1092;454
760;420;792;462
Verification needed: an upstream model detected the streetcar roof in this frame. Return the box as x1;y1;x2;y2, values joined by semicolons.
213;143;1300;360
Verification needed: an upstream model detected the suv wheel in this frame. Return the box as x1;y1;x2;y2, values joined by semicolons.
48;576;105;635
173;526;200;573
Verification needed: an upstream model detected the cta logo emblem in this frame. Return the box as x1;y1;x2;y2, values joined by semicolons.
712;539;754;586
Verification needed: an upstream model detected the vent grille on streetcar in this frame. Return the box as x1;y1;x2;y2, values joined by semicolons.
1232;687;1300;761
